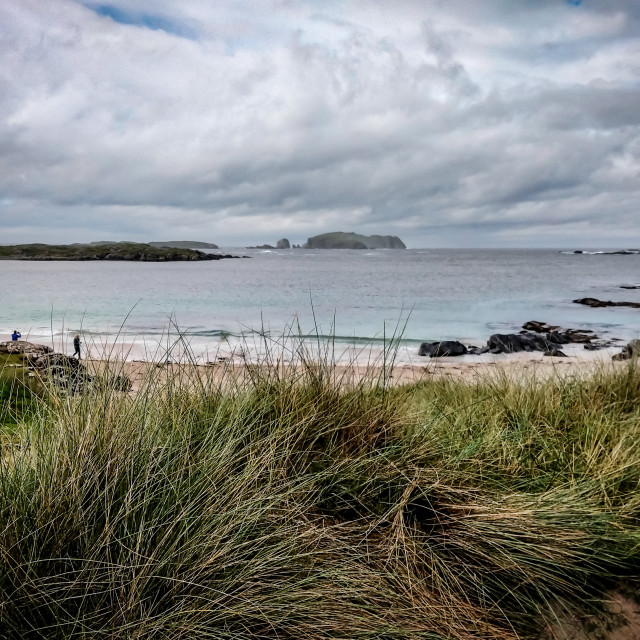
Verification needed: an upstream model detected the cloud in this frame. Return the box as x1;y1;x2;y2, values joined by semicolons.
0;0;639;247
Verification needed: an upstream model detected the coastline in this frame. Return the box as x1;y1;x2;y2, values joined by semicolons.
81;345;626;394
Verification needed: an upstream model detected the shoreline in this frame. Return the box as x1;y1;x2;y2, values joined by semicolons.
82;345;627;393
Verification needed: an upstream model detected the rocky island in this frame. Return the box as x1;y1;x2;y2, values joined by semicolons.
0;243;241;261
303;232;406;249
148;241;219;249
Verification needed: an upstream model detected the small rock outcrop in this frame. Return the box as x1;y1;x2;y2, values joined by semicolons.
612;340;640;361
276;238;291;249
419;341;468;357
574;298;640;309
28;353;89;391
0;341;53;356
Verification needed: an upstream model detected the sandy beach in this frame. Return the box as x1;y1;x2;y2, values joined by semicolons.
82;343;627;393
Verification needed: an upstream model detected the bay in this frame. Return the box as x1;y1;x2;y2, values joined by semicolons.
1;249;639;362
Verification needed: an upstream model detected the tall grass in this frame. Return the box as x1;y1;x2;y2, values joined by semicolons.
0;344;639;639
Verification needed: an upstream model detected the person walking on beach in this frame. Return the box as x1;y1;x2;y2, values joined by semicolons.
73;334;81;359
11;330;21;341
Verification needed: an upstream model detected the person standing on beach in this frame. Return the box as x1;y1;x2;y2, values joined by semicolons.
73;334;81;359
11;330;21;341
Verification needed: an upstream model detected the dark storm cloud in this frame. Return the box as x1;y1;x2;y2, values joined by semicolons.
0;0;639;247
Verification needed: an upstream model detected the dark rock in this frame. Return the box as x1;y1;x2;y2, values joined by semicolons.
419;341;468;357
276;238;291;249
522;321;560;333
620;285;640;289
544;348;567;357
574;298;640;309
488;333;552;354
29;352;90;391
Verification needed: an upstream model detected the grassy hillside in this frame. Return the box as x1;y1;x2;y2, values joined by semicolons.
0;352;639;638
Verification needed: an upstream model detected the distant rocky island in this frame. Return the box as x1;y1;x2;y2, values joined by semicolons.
0;243;240;261
303;232;406;249
148;241;219;249
246;239;291;250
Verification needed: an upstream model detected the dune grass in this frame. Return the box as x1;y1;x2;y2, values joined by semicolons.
0;348;639;639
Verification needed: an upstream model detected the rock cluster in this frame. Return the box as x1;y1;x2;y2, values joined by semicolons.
419;321;613;359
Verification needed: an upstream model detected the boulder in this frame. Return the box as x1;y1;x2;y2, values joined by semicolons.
419;341;468;357
488;333;553;354
276;238;291;249
612;339;640;361
28;353;90;391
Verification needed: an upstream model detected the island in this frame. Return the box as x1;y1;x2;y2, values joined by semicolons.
148;241;219;249
0;243;241;261
245;239;291;250
303;232;406;249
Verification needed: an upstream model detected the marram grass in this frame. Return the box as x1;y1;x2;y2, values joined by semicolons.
1;350;640;639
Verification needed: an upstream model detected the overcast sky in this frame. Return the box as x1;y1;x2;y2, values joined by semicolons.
1;0;639;248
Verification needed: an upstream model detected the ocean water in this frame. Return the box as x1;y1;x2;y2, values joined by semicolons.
1;249;639;363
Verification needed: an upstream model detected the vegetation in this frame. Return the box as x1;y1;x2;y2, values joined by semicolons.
0;353;40;430
0;346;639;639
0;243;232;261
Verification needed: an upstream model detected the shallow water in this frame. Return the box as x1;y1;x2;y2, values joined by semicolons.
2;248;639;362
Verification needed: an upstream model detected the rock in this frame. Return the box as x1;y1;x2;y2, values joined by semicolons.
620;285;640;289
276;238;290;249
612;339;640;361
544;348;567;357
488;333;552;354
28;352;90;391
0;341;53;355
303;232;406;250
574;298;640;309
419;341;468;357
522;321;560;333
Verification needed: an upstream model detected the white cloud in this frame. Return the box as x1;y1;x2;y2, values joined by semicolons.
0;0;639;247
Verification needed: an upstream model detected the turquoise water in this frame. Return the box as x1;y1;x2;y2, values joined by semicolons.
2;249;639;362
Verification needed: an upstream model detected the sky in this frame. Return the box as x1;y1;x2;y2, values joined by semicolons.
1;0;639;248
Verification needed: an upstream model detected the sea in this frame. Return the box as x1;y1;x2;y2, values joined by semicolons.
2;249;639;364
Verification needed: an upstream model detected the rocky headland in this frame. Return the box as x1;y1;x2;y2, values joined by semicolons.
0;243;242;261
303;232;406;250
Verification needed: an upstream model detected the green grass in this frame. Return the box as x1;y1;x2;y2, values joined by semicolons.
0;348;639;639
0;353;40;431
